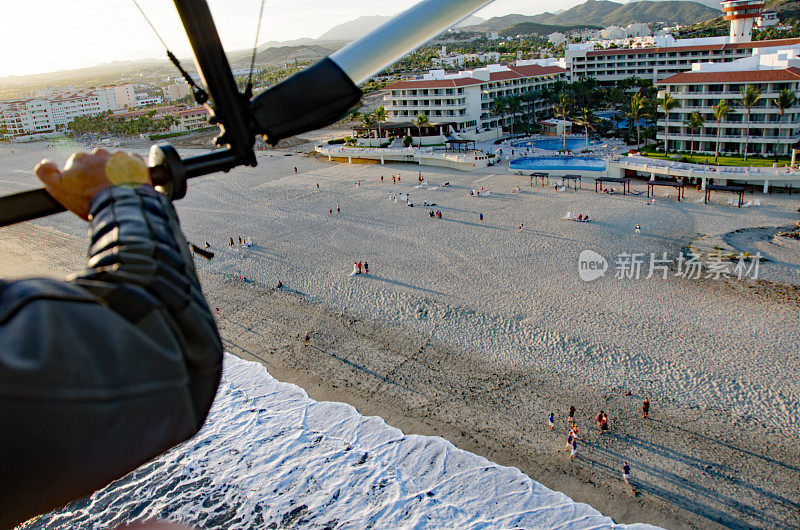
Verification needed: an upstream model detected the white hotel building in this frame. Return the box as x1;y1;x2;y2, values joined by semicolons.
0;84;137;138
657;46;800;156
566;0;800;85
380;61;567;134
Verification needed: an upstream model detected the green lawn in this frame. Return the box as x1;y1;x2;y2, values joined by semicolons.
639;146;792;168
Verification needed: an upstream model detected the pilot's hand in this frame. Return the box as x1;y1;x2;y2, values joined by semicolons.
35;149;151;220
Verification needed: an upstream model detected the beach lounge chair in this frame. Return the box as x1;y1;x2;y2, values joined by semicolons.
694;198;704;203
754;198;761;206
743;200;752;207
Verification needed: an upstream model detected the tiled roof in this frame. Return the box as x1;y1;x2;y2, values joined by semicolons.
382;78;482;89
507;65;567;77
657;66;800;84
584;37;800;57
382;65;566;90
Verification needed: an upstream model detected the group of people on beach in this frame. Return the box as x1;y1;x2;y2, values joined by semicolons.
351;261;369;275
229;236;253;248
549;399;650;486
429;210;443;219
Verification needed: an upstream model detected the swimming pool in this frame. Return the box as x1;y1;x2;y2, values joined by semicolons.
513;138;599;151
509;156;606;172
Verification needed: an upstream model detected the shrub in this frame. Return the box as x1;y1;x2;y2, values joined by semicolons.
327;138;345;145
402;135;412;147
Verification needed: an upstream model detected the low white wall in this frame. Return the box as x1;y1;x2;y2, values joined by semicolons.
407;134;447;147
459;129;501;142
316;145;488;171
511;168;608;179
355;137;394;147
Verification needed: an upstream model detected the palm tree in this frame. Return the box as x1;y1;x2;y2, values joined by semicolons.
658;93;681;154
552;94;573;151
712;99;731;163
627;93;649;147
575;108;598;152
739;84;762;161
521;89;542;128
604;87;625;136
413;113;429;148
360;112;376;140
682;111;705;157
373;106;388;140
490;96;508;131
773;88;796;161
506;97;522;135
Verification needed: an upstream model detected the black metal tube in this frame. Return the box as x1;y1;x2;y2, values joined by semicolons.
0;189;65;226
172;0;255;166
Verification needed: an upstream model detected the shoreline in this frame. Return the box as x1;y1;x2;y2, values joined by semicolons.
2;139;800;528
3;222;798;528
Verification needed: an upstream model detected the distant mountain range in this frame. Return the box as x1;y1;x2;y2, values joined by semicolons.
317;14;485;42
499;22;602;37
465;0;720;32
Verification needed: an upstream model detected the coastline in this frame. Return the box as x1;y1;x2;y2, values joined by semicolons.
2;222;798;528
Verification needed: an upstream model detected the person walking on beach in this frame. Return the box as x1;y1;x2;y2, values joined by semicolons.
565;431;574;453
230;237;234;246
392;175;396;184
329;208;333;216
548;413;555;430
294;167;297;173
305;332;311;345
316;183;320;189
337;204;340;213
381;175;384;182
479;213;483;224
570;438;577;460
635;224;641;234
568;405;575;425
597;411;609;433
622;462;631;484
364;261;369;275
643;398;650;419
352;262;359;275
357;261;362;274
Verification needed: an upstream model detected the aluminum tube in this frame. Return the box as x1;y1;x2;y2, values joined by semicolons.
330;0;494;85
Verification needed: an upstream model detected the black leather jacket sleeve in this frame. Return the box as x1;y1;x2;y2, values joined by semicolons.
0;185;223;528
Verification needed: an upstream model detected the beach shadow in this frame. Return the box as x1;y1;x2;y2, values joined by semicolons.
306;344;414;393
651;418;800;473
236;245;288;264
581;439;789;528
439;217;504;231
361;274;445;296
221;317;271;341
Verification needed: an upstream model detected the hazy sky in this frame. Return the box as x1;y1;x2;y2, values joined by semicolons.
1;0;587;78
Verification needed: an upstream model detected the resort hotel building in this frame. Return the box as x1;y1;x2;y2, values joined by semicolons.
657;46;800;156
379;60;567;137
566;0;800;85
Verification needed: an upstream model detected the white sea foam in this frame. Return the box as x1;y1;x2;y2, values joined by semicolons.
32;354;655;529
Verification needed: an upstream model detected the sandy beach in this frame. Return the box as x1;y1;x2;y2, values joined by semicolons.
2;140;799;528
